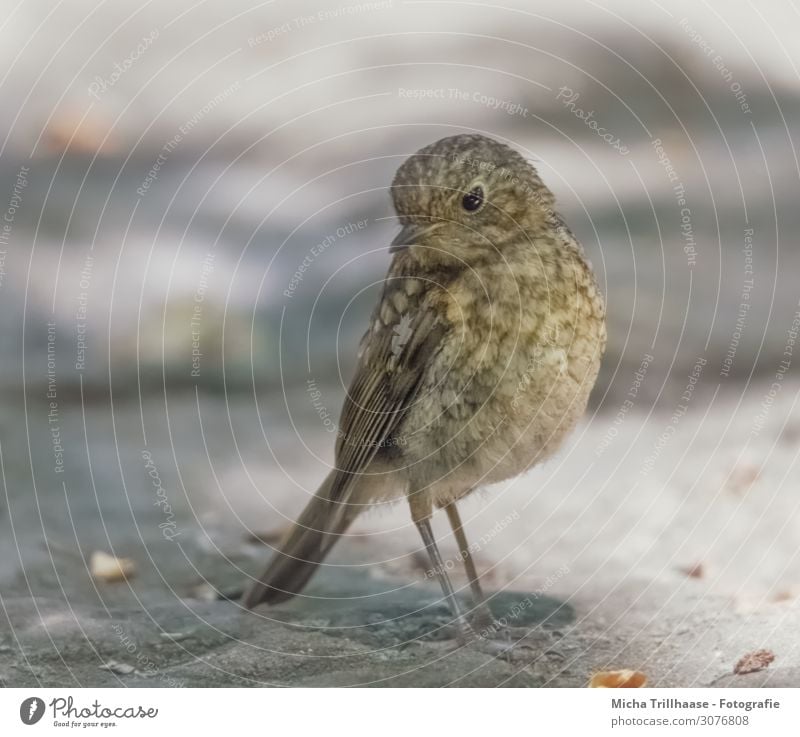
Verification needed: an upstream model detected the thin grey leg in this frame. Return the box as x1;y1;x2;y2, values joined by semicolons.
414;517;475;643
443;502;496;627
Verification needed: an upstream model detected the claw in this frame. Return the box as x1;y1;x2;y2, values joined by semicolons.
469;623;565;664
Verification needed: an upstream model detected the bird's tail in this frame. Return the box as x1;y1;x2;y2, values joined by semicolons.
243;470;359;608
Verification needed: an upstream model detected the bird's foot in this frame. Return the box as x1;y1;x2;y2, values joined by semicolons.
441;605;564;663
470;620;565;664
467;606;497;631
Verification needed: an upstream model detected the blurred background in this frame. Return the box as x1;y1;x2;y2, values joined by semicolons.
2;0;800;687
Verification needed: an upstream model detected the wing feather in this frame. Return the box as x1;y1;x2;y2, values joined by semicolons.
328;288;445;503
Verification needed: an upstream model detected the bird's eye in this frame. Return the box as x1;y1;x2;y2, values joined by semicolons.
461;185;485;212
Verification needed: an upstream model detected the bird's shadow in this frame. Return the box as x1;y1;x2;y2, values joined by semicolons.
262;568;574;647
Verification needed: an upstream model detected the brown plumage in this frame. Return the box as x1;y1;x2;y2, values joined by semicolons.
244;134;606;634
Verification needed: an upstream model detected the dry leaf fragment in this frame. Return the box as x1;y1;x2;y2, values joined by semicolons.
679;563;704;579
727;465;760;496
188;582;218;602
41;110;119;156
589;669;647;688
734;649;775;675
90;551;136;582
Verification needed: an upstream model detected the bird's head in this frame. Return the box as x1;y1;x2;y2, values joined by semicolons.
390;134;559;267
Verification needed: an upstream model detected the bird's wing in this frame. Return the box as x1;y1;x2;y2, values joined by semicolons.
328;279;447;503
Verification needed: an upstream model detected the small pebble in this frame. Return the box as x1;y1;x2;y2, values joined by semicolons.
98;660;136;675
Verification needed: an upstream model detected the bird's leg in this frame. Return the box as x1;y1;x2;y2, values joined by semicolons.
409;494;475;644
443;502;563;664
409;494;558;663
443;501;496;629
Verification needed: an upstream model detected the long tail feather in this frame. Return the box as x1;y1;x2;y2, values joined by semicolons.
243;471;358;608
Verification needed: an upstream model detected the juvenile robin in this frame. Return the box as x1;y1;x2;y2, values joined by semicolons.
244;134;606;650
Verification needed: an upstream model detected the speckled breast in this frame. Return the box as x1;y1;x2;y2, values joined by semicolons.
402;250;606;490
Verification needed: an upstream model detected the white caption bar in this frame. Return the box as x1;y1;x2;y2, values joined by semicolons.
0;688;796;735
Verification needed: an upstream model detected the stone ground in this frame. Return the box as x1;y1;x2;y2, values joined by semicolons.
2;380;800;687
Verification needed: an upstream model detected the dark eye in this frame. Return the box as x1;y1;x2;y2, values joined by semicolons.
461;185;484;212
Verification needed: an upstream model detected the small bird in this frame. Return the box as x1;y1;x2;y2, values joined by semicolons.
244;134;606;647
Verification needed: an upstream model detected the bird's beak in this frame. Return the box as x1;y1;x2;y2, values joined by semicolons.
389;224;419;253
390;222;441;253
